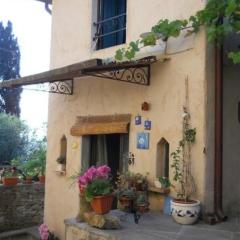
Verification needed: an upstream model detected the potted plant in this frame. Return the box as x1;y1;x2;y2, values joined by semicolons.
20;163;37;184
24;172;35;184
117;188;136;212
170;107;200;225
155;176;171;189
78;165;113;215
37;152;46;184
132;172;148;191
1;167;19;186
136;193;149;213
56;155;66;172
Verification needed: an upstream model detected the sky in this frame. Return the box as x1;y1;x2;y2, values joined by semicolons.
0;0;51;137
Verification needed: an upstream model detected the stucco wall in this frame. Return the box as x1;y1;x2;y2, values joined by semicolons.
45;1;208;238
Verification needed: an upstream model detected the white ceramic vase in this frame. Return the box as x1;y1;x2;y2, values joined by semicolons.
171;199;201;225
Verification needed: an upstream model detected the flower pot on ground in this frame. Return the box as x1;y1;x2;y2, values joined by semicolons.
170;99;200;225
78;165;113;215
171;199;200;225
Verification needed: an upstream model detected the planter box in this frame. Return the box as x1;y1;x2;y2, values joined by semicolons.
2;177;18;186
91;195;113;215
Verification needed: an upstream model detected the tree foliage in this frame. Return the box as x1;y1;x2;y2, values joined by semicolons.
0;21;22;116
0;112;28;165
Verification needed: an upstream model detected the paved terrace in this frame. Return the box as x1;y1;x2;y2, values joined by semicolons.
65;211;240;240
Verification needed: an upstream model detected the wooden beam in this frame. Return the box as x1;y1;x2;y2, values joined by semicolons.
0;59;102;88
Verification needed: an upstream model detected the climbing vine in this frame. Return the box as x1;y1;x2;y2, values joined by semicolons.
115;0;240;63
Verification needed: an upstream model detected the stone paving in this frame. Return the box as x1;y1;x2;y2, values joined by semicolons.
65;211;240;240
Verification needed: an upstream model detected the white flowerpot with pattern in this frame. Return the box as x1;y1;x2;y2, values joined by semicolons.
171;199;200;225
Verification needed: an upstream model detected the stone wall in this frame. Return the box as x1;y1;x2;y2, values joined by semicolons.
0;183;44;232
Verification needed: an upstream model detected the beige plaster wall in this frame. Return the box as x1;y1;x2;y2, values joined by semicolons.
45;1;208;238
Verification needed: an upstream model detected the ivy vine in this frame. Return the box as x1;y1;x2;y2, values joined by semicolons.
115;0;240;64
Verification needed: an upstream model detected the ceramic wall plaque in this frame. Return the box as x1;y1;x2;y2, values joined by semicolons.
137;132;149;150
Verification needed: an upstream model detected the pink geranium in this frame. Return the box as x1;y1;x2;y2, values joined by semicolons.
38;224;49;240
96;165;111;178
77;165;111;189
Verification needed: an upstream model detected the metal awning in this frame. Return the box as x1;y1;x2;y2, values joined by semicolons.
0;56;168;95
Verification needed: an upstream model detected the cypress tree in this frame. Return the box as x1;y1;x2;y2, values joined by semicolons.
0;21;22;117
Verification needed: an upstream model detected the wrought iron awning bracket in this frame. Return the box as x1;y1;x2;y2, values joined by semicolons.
81;59;155;86
49;79;73;95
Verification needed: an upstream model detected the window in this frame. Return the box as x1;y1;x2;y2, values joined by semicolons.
81;133;129;179
94;0;126;50
156;138;169;178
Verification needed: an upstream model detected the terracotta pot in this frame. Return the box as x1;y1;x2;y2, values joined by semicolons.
134;182;143;191
38;175;45;184
137;204;149;214
3;177;18;186
91;194;113;214
25;177;32;184
119;196;133;206
171;199;201;225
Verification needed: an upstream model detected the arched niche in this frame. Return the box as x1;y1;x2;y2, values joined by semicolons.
156;138;169;178
60;135;67;159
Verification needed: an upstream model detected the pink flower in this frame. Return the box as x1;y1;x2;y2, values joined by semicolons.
78;175;87;187
77;165;111;188
86;166;97;179
96;165;111;178
38;224;49;240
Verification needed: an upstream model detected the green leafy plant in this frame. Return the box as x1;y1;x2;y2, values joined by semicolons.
2;169;18;178
115;0;240;63
85;179;113;202
115;187;136;199
158;176;171;189
171;108;197;202
136;193;148;206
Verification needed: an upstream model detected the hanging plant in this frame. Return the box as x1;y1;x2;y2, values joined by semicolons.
115;0;240;64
